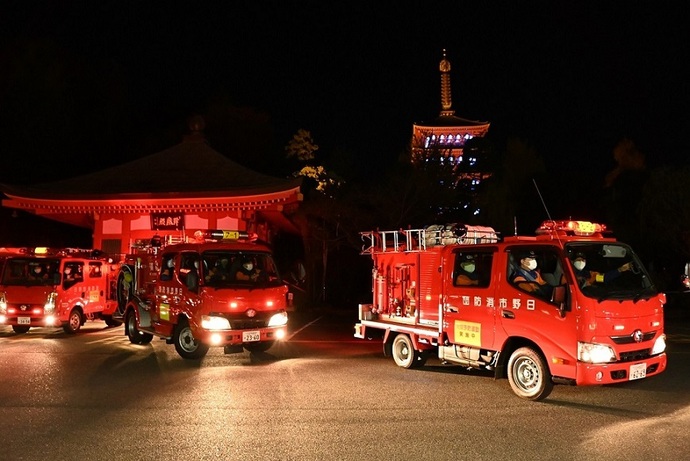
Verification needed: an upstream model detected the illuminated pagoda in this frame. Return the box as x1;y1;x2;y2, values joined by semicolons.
411;50;491;214
0;116;302;255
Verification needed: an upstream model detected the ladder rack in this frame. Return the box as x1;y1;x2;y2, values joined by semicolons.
361;224;499;254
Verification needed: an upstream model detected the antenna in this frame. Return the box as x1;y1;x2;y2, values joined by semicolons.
533;179;555;223
533;179;562;244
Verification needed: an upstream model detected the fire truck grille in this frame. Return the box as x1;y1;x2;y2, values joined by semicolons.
610;331;656;345
230;318;269;329
617;348;651;362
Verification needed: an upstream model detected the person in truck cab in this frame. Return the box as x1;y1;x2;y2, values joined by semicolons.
29;264;48;281
455;254;480;286
161;258;175;281
571;252;632;288
63;265;82;288
511;251;550;295
235;257;261;282
206;257;232;282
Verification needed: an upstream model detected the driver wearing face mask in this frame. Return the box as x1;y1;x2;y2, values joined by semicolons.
571;252;632;288
511;250;549;294
235;258;261;281
456;255;480;286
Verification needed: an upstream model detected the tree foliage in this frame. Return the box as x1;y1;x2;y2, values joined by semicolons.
638;166;690;264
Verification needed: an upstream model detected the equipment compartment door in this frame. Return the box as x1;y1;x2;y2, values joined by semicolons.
444;249;497;349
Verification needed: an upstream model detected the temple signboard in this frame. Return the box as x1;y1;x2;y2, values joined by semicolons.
151;212;185;231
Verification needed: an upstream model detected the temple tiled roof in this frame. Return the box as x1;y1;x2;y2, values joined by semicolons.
1;132;301;200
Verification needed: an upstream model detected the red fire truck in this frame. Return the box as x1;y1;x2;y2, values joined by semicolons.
354;221;667;400
0;247;121;334
114;230;289;359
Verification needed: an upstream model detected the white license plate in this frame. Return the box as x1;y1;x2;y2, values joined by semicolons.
629;362;647;380
17;317;31;325
242;331;260;342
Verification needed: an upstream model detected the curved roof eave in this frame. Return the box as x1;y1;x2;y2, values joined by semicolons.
0;180;303;202
414;115;490;128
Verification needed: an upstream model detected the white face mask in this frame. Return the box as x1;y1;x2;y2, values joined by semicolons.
526;259;537;271
244;263;253;271
463;263;475;273
573;260;586;271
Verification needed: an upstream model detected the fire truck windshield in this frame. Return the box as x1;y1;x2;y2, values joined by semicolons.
1;258;61;286
565;243;656;300
201;251;283;288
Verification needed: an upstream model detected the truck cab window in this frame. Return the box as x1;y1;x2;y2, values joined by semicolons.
453;251;493;288
63;262;84;289
508;247;559;301
160;255;176;281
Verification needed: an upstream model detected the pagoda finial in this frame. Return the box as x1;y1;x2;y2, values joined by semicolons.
439;49;454;116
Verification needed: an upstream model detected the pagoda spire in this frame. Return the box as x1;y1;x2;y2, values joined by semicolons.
439;49;455;116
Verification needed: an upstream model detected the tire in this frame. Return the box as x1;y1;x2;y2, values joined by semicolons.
12;325;30;334
126;309;153;345
173;318;209;360
391;334;424;369
63;308;83;334
507;346;554;401
244;341;275;353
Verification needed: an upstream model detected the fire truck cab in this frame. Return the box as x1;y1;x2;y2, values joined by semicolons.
354;221;667;400
115;230;289;360
0;247;120;334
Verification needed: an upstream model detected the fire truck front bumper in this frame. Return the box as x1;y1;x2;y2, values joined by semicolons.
197;326;288;347
576;353;667;385
0;313;60;328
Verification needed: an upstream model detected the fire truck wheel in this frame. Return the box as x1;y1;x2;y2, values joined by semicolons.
63;308;83;334
173;318;209;360
244;341;274;353
12;325;30;334
507;347;554;401
391;334;424;369
126;310;153;345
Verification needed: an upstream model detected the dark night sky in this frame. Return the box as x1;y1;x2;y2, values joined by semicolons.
2;2;690;188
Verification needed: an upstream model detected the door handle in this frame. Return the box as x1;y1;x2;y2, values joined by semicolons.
502;310;515;319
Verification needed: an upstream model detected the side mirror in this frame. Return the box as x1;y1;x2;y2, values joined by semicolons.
551;285;568;318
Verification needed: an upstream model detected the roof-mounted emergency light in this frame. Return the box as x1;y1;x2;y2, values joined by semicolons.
536;220;606;237
193;230;257;242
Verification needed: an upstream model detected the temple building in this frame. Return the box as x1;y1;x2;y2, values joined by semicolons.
411;49;491;163
0;117;302;255
411;50;492;216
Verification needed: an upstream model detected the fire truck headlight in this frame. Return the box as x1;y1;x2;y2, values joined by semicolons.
44;301;56;314
201;315;231;330
268;311;288;327
652;335;666;355
44;292;57;314
577;342;616;364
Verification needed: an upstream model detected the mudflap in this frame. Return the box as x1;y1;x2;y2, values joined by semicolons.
137;301;152;327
